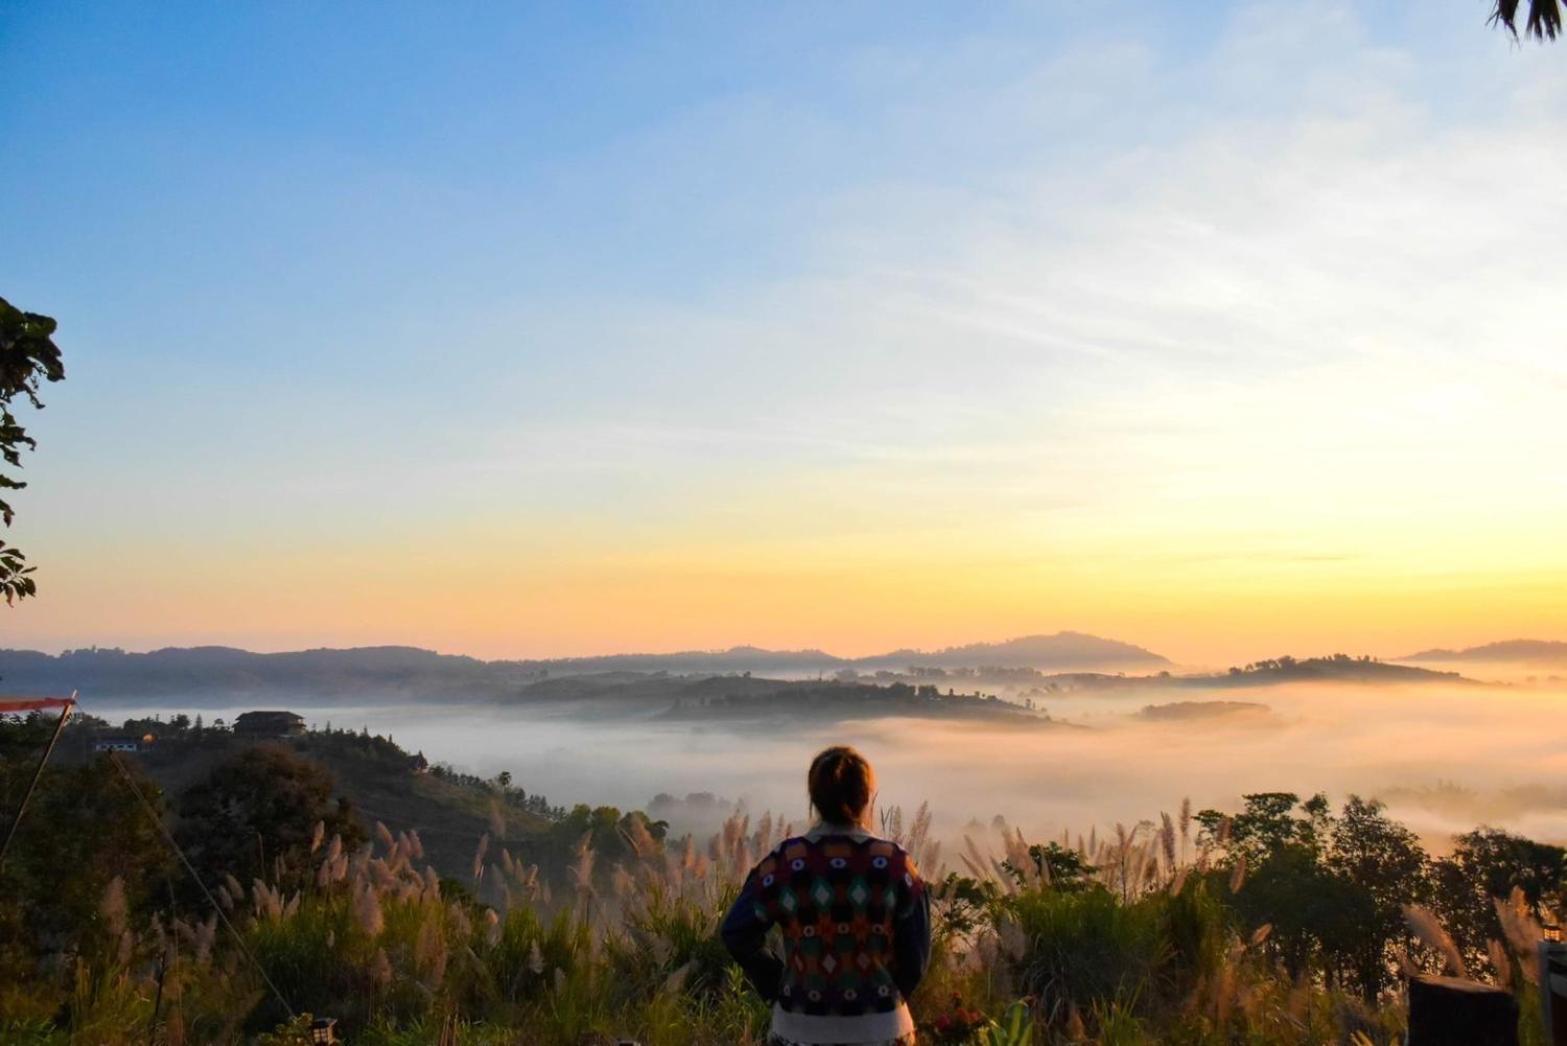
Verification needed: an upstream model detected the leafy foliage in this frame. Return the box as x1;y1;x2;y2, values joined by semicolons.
175;744;366;892
1198;792;1441;998
1016;841;1097;891
1492;0;1564;40
0;752;174;983
1006;884;1171;1023
0;296;64;605
1433;827;1567;973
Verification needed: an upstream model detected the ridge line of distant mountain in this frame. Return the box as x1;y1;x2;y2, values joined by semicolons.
1396;639;1567;663
0;631;1167;699
512;631;1170;672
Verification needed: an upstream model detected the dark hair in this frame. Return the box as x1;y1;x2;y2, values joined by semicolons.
808;746;876;827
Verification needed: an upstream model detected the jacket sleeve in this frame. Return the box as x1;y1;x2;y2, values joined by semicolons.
720;864;783;1001
892;856;932;999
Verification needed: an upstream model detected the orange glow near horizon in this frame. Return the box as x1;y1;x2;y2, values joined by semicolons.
10;498;1566;665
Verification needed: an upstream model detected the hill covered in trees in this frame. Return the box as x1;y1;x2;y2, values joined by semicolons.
1199;654;1473;686
491;671;1054;725
30;712;629;885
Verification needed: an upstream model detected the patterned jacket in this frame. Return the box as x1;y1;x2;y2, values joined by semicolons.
721;824;931;1044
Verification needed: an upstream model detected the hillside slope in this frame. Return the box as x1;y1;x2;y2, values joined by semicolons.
52;725;551;882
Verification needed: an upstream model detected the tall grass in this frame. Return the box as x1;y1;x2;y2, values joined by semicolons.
0;802;1554;1044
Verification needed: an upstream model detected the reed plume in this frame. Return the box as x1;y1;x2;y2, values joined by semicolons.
1403;905;1466;977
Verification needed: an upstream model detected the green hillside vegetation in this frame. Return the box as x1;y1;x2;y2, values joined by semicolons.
36;714;616;885
4;712;1567;1044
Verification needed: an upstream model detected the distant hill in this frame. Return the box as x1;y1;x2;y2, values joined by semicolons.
508;631;1166;674
1025;655;1477;695
1137;700;1271;721
1397;639;1567;663
853;632;1168;670
386;670;1057;726
506;645;844;676
1192;654;1471;687
0;645;517;703
0;631;1167;703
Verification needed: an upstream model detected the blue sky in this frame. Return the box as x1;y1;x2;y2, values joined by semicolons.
4;2;1566;660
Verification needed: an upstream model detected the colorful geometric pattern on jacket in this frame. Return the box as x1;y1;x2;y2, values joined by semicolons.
743;834;925;1017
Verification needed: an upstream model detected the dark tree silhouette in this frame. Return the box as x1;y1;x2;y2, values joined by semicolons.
1196;792;1438;999
0;297;65;605
176;744;365;891
1493;0;1563;40
0;752;174;948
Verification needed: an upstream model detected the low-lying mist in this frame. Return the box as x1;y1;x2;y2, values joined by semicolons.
98;673;1567;854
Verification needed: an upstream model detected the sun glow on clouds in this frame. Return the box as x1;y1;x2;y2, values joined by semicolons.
6;2;1567;660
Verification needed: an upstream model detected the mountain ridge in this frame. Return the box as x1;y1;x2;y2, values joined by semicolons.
0;631;1167;701
1396;639;1567;663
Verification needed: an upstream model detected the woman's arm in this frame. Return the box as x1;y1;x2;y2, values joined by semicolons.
892;861;932;999
720;872;783;1001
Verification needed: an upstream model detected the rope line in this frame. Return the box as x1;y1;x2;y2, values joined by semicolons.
107;752;296;1020
0;698;74;871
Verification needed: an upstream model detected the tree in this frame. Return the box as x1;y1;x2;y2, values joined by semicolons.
1199;793;1361;985
1444;827;1567;917
0;297;65;604
1328;796;1432;997
546;803;667;866
1198;792;1435;997
1196;791;1323;868
175;744;364;891
1492;0;1563;40
1233;844;1373;984
1019;841;1097;891
1432;827;1567;971
0;749;174;955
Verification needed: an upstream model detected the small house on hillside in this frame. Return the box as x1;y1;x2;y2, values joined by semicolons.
233;710;306;739
93;735;151;753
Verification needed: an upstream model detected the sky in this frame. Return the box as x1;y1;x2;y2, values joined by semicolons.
2;1;1566;665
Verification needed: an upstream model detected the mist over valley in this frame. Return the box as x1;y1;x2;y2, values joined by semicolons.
25;633;1565;856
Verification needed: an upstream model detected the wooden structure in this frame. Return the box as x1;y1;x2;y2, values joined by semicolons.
233;710;306;739
1541;936;1567;1046
1406;973;1518;1046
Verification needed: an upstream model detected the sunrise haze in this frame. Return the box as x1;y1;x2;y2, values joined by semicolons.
3;2;1565;664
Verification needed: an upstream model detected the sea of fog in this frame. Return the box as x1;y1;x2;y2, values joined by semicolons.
95;677;1567;853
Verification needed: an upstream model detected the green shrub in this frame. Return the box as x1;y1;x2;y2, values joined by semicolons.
1006;885;1168;1025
